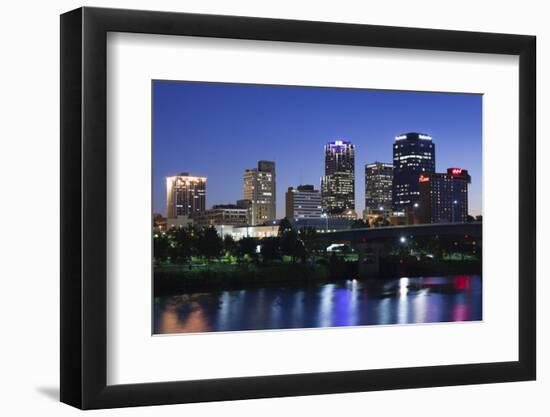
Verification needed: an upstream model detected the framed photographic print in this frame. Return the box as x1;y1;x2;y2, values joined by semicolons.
60;6;536;409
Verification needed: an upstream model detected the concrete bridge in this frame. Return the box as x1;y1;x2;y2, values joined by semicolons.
316;222;482;276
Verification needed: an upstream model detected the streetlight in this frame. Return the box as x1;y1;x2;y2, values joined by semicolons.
321;213;328;232
452;200;458;222
411;202;419;224
400;236;406;244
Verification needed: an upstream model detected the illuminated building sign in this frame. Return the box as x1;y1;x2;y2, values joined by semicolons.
451;168;463;175
395;133;432;141
419;175;430;182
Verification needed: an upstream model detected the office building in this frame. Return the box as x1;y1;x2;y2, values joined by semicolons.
392;132;435;212
285;185;322;220
192;204;249;228
419;168;471;223
236;199;253;224
321;140;356;218
166;215;194;230
166;172;206;219
290;217;355;233
243;160;276;225
231;224;280;240
364;162;393;217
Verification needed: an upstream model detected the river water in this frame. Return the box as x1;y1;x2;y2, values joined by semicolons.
154;275;481;334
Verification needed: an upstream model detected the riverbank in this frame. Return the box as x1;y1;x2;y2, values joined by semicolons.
154;259;481;295
156;263;314;295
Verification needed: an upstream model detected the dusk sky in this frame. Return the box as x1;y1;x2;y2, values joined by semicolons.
153;81;482;217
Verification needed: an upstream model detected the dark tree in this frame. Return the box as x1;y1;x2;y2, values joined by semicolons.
278;217;294;236
341;244;352;255
280;230;305;262
223;235;238;257
168;227;194;263
196;226;223;260
260;237;281;262
153;233;169;263
298;227;323;254
238;237;259;261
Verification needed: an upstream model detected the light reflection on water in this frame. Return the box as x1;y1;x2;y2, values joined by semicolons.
153;275;482;334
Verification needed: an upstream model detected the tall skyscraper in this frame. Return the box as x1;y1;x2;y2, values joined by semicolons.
364;162;393;216
285;185;322;220
166;172;206;218
243;160;276;225
321;140;356;218
419;168;471;223
392;132;435;212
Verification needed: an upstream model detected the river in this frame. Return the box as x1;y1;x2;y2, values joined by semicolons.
153;275;481;334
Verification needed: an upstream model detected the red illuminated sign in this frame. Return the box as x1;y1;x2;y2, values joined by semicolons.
419;175;430;182
451;168;463;175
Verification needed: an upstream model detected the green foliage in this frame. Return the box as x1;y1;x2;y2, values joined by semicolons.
280;230;306;262
278;217;294;235
299;227;325;254
340;244;352;254
238;237;259;261
153;233;169;263
196;226;223;260
223;235;238;257
260;237;281;262
154;219;480;271
167;227;194;263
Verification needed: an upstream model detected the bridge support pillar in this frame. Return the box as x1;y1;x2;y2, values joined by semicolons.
354;241;384;277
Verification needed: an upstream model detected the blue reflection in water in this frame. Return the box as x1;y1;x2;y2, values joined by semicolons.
318;284;335;328
153;275;482;334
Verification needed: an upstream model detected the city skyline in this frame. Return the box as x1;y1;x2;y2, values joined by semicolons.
153;81;482;217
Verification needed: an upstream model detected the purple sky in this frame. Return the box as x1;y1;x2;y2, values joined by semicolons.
153;81;482;217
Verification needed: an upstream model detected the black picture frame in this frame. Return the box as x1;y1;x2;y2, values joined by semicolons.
60;6;536;410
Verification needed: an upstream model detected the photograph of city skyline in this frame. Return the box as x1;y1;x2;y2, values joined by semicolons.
153;80;482;334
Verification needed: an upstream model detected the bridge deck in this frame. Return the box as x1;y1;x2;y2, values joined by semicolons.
317;222;482;243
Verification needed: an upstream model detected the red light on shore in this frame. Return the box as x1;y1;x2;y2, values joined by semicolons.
419;175;430;182
451;168;463;175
